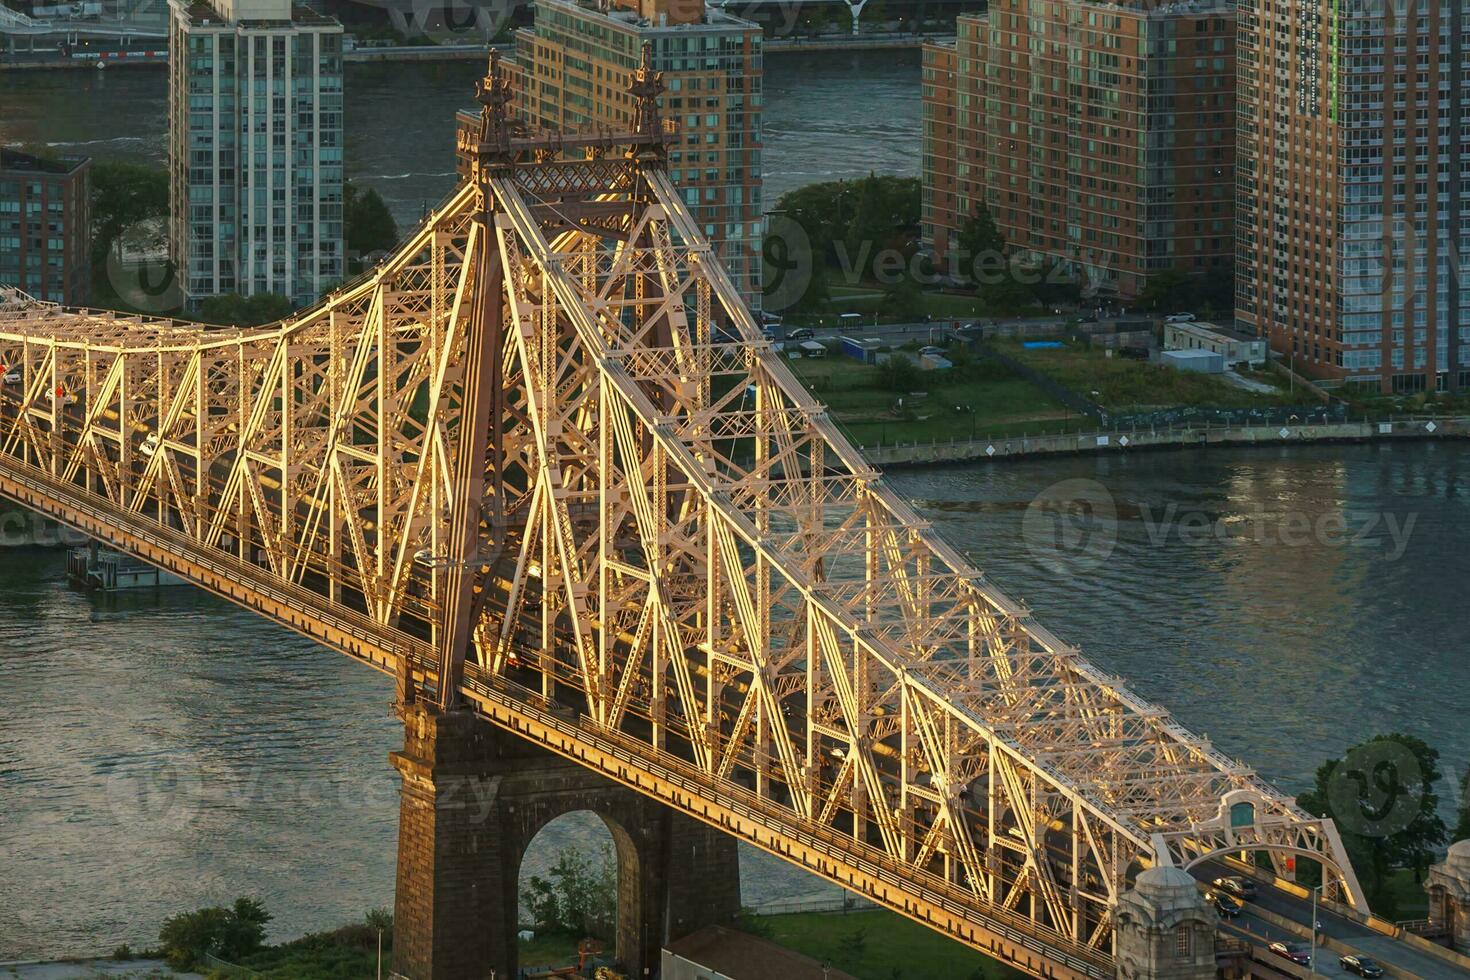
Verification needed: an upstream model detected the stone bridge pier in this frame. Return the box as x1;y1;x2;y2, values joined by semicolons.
390;704;742;980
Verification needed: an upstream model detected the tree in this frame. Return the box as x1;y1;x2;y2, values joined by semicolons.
1298;733;1449;907
197;292;296;327
954;204;1005;280
521;846;618;939
90;161;169;269
1137;268;1192;314
344;181;399;256
774;175;922;287
158;897;272;971
878;353;920;393
878;272;921;318
1454;765;1470;844
844;171;893;270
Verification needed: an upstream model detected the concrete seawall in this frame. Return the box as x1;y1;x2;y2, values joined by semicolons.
863;417;1470;467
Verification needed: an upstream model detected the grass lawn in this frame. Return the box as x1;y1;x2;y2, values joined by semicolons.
518;929;586;968
750;908;1026;980
997;339;1298;412
785;351;1083;445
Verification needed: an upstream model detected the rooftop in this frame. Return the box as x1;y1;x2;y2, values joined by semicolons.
1167;320;1261;343
540;0;757;35
0;149;88;177
175;0;338;29
664;926;860;980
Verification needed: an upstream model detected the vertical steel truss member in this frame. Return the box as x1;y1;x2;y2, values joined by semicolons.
0;53;1364;980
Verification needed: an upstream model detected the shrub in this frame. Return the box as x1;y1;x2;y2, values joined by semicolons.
158;897;272;971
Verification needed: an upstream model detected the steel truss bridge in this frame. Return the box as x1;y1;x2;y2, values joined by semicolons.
0;51;1365;980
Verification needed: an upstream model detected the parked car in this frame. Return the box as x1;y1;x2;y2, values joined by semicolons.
1211;876;1257;900
786;327;814;341
759;310;783;326
1339;955;1384;977
1206;891;1242;918
918;346;945;357
1164;312;1196;322
1269;942;1312;967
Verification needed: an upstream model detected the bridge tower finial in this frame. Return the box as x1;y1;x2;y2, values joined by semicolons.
475;47;515;160
629;41;666;153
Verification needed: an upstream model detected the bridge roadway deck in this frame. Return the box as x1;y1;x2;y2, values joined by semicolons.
1191;861;1467;979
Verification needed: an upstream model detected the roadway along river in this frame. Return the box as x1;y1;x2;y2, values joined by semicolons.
1;442;1467;958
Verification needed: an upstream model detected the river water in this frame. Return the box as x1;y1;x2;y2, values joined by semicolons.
0;49;924;226
3;52;1470;963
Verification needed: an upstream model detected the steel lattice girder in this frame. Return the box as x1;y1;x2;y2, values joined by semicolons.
0;146;1365;980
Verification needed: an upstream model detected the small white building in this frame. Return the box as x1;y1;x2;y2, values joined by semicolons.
1161;348;1225;374
1163;321;1267;367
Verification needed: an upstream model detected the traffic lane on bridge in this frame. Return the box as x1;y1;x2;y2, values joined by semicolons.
1216;908;1352;977
1196;860;1464;979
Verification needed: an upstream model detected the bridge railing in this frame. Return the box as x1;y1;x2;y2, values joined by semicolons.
0;452;436;682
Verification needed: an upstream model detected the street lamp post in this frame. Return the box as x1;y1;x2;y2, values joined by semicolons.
1309;884;1322;975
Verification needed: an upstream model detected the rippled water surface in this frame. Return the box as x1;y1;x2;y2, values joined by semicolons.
0;49;922;226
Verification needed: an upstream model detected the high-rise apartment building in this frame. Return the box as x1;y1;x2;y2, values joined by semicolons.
492;0;763;305
921;3;1235;299
0;150;91;306
921;15;987;262
1236;0;1469;391
168;0;344;309
921;38;960;256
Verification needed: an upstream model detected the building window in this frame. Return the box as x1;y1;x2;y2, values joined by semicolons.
1175;926;1193;958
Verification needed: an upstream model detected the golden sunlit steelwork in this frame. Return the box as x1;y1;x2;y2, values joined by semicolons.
0;48;1364;980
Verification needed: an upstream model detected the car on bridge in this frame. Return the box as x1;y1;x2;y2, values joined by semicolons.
1205;890;1242;918
1212;875;1258;900
1269;941;1312;967
1338;954;1385;977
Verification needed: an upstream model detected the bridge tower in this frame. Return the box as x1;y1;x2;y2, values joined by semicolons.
391;703;742;980
1427;839;1470;954
1112;867;1217;980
